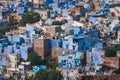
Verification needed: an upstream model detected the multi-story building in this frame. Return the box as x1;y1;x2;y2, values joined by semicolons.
117;31;120;43
7;13;22;26
0;8;10;22
34;36;51;59
29;0;45;8
46;25;62;35
7;54;20;68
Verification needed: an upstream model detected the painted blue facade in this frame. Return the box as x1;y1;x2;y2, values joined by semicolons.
46;0;53;7
58;52;83;68
88;16;96;23
33;65;47;73
50;38;59;48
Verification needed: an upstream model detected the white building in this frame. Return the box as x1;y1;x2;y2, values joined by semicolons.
58;52;84;68
117;31;120;43
20;45;28;60
7;35;20;43
86;47;104;66
26;24;39;43
62;35;78;51
8;54;20;68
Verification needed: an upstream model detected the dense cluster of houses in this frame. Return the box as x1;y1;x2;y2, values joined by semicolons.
0;0;120;80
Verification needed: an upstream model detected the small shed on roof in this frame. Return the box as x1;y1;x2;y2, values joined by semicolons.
72;21;84;27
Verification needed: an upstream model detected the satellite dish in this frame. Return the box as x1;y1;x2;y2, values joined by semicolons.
61;25;66;30
62;51;65;55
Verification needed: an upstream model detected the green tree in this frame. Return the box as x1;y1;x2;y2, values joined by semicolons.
27;54;58;69
52;21;63;25
0;30;5;35
19;11;40;26
27;52;43;66
43;56;58;70
105;44;120;57
25;69;63;80
25;75;36;80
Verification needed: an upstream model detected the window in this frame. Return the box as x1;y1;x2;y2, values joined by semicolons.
73;45;76;50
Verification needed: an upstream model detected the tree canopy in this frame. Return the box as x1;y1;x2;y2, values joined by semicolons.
27;53;58;69
0;30;5;35
105;44;120;57
19;11;40;26
43;56;58;70
27;52;43;66
25;69;63;80
52;21;63;25
26;53;61;80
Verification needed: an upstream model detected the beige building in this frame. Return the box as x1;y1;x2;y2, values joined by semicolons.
70;2;84;17
29;0;45;4
46;25;62;35
102;51;120;70
29;0;45;8
34;36;51;59
7;54;20;68
7;13;22;26
94;1;100;11
34;10;50;20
